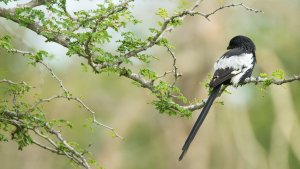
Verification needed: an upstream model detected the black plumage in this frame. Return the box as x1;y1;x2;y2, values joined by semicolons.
179;35;256;161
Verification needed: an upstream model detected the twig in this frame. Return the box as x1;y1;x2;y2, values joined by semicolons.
157;70;175;79
0;79;19;85
166;46;181;86
202;3;263;21
37;61;124;139
70;97;124;139
181;3;263;21
8;49;33;55
45;122;91;169
0;79;34;88
31;139;63;155
38;61;69;94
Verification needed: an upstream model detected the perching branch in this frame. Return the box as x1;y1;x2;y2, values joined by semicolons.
183;75;300;111
244;76;300;85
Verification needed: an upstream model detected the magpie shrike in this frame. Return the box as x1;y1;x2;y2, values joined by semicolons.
179;35;256;161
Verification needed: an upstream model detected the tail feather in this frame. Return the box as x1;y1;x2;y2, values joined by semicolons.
179;85;221;161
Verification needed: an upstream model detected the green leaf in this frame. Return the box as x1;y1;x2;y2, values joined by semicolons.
81;63;88;72
271;69;285;80
170;18;183;27
139;68;157;80
0;35;13;50
259;73;268;78
27;50;49;63
11;127;33;150
156;8;169;19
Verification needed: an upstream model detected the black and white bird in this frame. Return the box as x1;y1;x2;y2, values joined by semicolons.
179;35;256;161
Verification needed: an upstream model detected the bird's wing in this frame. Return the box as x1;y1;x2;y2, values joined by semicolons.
209;67;236;88
209;48;251;88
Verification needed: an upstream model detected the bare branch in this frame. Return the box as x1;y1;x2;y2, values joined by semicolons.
181;3;263;21
70;97;124;139
31;139;63;155
38;61;69;94
166;46;181;86
203;3;263;20
121;71;154;90
8;49;33;55
0;79;21;85
0;78;34;88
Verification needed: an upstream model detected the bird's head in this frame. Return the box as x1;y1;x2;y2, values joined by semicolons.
227;35;256;52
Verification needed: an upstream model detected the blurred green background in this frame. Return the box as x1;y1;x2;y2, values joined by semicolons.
1;0;300;169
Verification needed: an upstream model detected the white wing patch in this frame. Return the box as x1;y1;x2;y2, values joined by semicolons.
214;53;253;71
214;53;254;86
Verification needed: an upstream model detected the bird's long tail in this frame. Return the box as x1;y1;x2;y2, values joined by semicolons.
179;85;221;161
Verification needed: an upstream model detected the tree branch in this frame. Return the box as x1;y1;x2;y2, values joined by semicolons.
16;0;46;8
244;75;300;85
1;110;91;169
0;2;69;47
186;3;263;21
184;75;300;111
3;46;124;139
